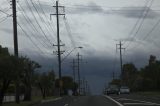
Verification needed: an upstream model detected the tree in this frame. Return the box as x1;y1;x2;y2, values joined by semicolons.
122;63;138;90
62;76;73;95
21;57;41;101
0;45;41;105
0;46;16;105
55;76;76;95
140;55;160;91
36;71;55;99
109;79;121;87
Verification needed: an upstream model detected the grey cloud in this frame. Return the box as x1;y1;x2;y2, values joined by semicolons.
113;7;159;19
120;37;136;42
1;27;12;34
67;4;159;19
66;2;104;14
18;0;54;15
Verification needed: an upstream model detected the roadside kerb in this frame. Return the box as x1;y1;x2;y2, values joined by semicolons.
41;97;62;103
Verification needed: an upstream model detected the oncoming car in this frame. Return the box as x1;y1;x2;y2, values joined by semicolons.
119;86;130;94
106;85;119;95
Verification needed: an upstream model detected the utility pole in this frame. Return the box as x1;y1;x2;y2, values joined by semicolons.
116;41;125;79
71;59;77;95
83;78;86;96
50;1;65;96
112;71;115;80
71;59;76;83
85;81;88;95
12;0;20;103
12;0;18;56
77;52;82;95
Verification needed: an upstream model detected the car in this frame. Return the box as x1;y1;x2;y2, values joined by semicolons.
119;86;130;94
106;85;119;95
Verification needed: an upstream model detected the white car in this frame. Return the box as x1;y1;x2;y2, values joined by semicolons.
119;86;130;94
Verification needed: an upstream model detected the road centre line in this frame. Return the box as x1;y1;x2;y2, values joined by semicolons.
104;95;124;106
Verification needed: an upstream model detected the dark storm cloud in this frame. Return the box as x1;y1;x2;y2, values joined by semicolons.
23;49;154;94
114;7;159;19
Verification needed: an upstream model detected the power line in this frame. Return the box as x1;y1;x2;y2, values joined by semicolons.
25;0;53;46
17;16;52;52
123;0;149;46
18;22;55;64
17;4;53;50
143;18;160;40
0;16;8;24
37;0;57;36
30;0;56;42
127;18;160;51
17;23;47;59
17;26;55;59
63;17;76;48
125;0;154;49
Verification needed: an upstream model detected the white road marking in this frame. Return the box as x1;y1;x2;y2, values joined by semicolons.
117;98;152;103
41;97;62;103
117;98;160;105
64;104;69;106
104;95;124;106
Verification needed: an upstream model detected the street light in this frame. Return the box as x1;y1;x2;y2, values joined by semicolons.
61;46;83;62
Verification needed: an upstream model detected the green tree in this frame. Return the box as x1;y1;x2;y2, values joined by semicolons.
140;55;160;91
55;76;76;95
35;71;55;99
0;46;16;105
21;57;41;101
109;79;121;87
62;76;73;95
122;63;138;90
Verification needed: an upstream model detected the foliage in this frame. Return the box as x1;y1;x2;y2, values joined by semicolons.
55;76;78;95
109;79;121;87
0;45;41;105
35;71;55;99
109;55;160;92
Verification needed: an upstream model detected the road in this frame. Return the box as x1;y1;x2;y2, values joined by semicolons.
35;95;121;106
109;94;160;106
69;96;118;106
35;94;160;106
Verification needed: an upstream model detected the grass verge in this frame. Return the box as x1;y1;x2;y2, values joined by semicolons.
3;96;58;106
136;91;160;98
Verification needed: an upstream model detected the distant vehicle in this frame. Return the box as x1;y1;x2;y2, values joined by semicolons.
106;85;119;95
119;86;130;94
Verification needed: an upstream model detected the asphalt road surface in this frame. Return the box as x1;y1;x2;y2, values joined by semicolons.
69;96;118;106
35;94;160;106
35;96;122;106
109;94;160;106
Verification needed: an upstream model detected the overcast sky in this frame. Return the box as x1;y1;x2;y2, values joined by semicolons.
1;0;160;94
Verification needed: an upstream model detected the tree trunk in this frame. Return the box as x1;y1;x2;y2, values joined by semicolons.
0;80;10;106
0;89;5;106
42;89;46;99
39;83;46;99
23;85;32;101
15;82;20;104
